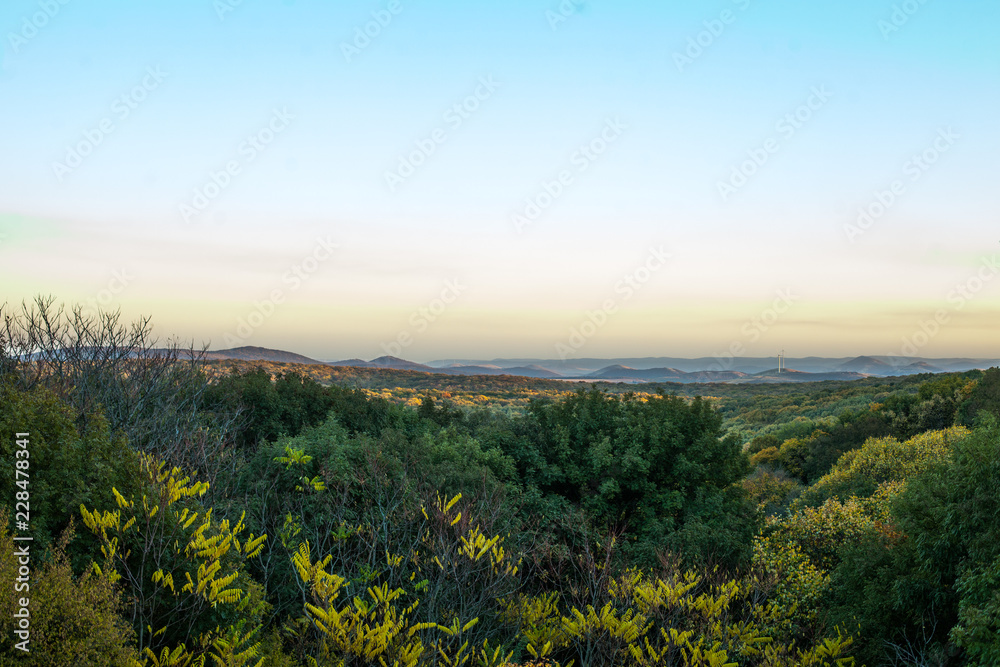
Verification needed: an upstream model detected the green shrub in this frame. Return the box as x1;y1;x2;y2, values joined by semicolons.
795;426;967;508
0;381;141;569
524;389;757;570
956;367;1000;427
80;453;269;665
894;417;1000;663
0;515;140;667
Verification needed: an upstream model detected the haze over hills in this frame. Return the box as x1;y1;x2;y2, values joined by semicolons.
904;361;945;373
586;366;750;383
199;348;998;384
425;356;998;376
835;356;895;375
434;364;566;379
199;346;321;364
323;356;563;379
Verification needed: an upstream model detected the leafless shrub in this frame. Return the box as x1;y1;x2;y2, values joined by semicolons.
0;295;240;475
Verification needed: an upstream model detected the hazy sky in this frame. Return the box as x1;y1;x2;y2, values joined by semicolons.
1;0;998;361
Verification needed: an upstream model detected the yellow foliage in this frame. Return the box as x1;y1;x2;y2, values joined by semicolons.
501;568;809;667
293;541;435;666
797;426;968;507
753;535;830;632
81;453;268;666
283;485;858;667
274;445;314;468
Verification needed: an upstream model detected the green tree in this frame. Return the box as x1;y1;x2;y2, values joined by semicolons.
893;417;1000;663
525;389;756;569
956;367;1000;427
0;380;141;568
795;426;968;508
0;516;140;667
81;453;269;665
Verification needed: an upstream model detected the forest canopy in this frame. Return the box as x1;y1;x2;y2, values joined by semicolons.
2;298;999;666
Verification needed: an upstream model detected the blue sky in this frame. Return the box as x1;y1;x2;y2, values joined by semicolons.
1;0;998;361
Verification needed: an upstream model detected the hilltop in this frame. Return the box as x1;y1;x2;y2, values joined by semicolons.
198;347;997;384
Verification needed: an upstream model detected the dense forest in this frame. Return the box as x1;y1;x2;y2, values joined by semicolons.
2;298;999;666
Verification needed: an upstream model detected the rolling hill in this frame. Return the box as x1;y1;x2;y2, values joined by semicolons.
201;346;321;364
197;348;993;384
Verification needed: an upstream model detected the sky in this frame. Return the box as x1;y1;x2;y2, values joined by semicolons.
1;0;998;362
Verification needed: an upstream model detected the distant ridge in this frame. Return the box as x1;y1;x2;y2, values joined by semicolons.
328;357;564;379
837;356;893;374
326;358;372;367
201;348;996;384
368;356;436;372
203;346;320;364
582;365;868;384
900;361;944;374
441;365;565;379
744;368;869;383
585;366;748;382
326;356;433;371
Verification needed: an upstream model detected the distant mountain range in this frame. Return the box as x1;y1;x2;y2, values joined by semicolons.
325;356;564;379
199;347;998;384
201;346;321;365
